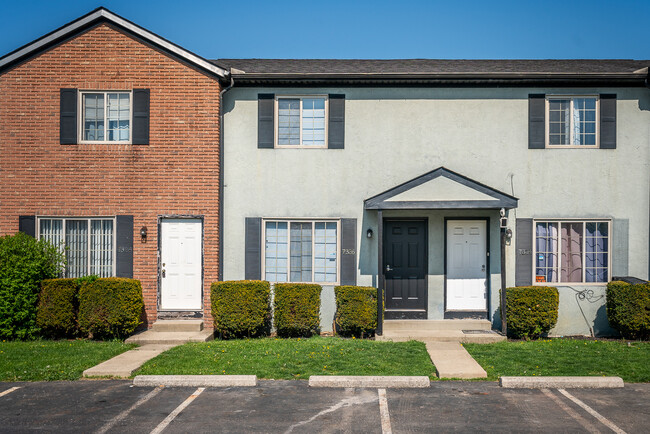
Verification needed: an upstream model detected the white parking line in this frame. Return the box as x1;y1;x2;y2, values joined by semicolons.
541;389;600;433
150;387;205;434
378;388;392;434
558;389;627;434
0;387;20;397
95;386;164;434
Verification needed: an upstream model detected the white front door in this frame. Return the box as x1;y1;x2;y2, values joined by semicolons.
446;220;487;311
160;218;202;310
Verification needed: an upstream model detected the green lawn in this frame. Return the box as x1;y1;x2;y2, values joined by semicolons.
464;339;650;382
0;340;136;381
135;337;436;380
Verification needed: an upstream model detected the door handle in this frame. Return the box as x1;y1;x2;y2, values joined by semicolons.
386;264;393;272
481;265;486;272
162;269;166;278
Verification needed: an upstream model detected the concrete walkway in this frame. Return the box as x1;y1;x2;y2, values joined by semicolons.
424;341;487;379
83;344;175;378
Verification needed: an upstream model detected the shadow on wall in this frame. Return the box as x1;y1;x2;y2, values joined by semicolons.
593;303;618;337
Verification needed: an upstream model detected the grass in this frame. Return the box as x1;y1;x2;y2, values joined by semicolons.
0;340;136;381
135;337;436;380
464;339;650;382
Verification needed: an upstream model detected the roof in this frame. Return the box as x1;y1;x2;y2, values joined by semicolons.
0;7;228;79
213;58;650;86
364;167;518;210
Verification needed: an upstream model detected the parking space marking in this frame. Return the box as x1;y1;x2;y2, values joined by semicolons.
378;388;392;434
95;386;164;434
558;389;626;434
541;389;600;434
150;387;205;434
0;387;20;397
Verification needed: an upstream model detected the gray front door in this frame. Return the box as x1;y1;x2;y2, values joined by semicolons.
384;220;427;312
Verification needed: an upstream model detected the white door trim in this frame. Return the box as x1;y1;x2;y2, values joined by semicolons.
445;218;489;313
158;216;204;312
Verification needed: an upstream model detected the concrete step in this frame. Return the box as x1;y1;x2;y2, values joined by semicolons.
383;319;492;331
151;320;204;332
377;329;505;344
125;329;214;345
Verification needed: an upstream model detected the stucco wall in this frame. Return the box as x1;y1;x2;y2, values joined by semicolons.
223;87;650;334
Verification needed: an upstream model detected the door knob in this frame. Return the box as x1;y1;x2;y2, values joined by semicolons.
162;269;166;278
481;265;486;272
386;264;393;272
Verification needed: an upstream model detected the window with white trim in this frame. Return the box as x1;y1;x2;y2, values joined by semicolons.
547;96;598;147
38;217;115;278
80;91;131;143
534;220;609;284
264;220;338;283
276;96;327;147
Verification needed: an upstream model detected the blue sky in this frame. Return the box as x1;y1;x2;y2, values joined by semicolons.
1;0;648;60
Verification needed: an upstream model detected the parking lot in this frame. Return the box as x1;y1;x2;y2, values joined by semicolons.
1;380;648;433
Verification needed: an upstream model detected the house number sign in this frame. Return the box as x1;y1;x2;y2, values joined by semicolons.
117;247;133;253
517;249;531;255
342;249;356;255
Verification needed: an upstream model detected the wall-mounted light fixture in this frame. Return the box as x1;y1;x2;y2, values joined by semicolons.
367;228;373;238
140;226;148;243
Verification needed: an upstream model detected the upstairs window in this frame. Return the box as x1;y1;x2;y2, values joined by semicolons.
276;96;327;147
80;91;131;143
547;96;598;147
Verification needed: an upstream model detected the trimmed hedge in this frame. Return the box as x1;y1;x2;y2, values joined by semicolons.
504;286;559;339
37;279;79;338
211;280;271;339
273;283;321;337
607;281;650;340
78;278;144;340
334;286;377;337
0;232;65;340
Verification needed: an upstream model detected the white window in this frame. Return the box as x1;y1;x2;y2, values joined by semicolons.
534;220;610;284
263;220;338;283
276;96;327;147
38;217;116;278
80;91;131;143
547;96;598;147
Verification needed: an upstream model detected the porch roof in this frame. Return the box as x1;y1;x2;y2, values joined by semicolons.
363;167;518;210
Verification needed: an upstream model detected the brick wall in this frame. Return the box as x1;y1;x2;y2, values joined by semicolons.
0;24;222;327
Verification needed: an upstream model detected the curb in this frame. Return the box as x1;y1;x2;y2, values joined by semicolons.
500;376;624;389
133;375;257;387
308;375;430;388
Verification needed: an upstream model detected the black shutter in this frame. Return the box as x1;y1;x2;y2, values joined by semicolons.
116;215;133;278
245;218;262;279
528;94;545;149
19;216;36;237
340;218;357;285
328;94;345;149
258;94;274;149
60;88;77;144
515;218;533;286
132;89;150;145
600;94;616;149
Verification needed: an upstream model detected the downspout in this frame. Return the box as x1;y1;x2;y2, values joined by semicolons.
218;72;235;282
647;74;650;280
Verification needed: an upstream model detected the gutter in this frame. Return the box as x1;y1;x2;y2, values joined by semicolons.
218;72;234;282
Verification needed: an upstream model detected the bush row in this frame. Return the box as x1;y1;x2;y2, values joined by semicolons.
211;281;377;339
37;277;144;340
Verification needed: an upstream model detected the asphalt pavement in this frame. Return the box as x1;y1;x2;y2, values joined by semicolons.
1;380;648;433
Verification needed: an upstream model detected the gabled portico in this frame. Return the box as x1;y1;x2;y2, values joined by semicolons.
364;167;518;333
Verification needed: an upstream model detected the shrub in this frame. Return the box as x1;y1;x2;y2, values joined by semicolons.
37;279;79;338
334;286;377;337
211;280;271;339
78;278;144;340
273;283;321;337
504;286;559;339
0;232;65;340
606;281;650;340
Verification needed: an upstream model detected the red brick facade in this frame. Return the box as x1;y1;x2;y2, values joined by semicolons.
0;24;222;327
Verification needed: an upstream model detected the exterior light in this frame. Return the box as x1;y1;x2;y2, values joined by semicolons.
140;226;148;242
367;228;373;238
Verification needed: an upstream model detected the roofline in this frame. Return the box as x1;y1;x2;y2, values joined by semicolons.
0;7;228;78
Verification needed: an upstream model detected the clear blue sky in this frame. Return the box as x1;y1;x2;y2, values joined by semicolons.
1;0;648;60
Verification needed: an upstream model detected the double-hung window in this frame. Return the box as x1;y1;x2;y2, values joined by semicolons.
80;91;131;143
547;96;598;147
38;217;116;278
264;220;338;283
534;220;610;284
276;96;327;147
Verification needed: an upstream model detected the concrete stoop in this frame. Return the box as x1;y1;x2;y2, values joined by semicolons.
125;320;214;345
377;319;505;344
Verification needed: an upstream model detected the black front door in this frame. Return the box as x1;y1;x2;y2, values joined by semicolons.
384;220;427;312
